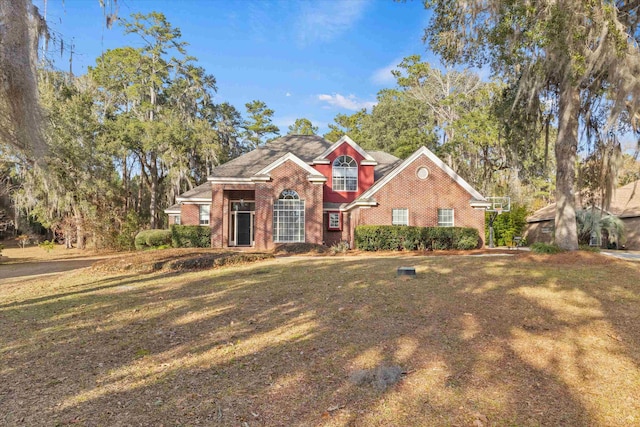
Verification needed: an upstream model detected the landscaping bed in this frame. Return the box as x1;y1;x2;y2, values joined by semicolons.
91;248;274;273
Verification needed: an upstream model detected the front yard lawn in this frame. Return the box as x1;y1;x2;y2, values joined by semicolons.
1;251;639;426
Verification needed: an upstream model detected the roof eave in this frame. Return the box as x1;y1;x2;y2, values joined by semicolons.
208;177;254;184
313;135;376;163
176;198;212;203
470;200;492;209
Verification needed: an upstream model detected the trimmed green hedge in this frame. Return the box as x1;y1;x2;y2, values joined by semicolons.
170;225;211;248
354;225;480;251
134;229;172;250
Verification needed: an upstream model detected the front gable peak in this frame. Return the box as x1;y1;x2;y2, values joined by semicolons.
347;145;488;209
253;152;327;183
312;135;377;165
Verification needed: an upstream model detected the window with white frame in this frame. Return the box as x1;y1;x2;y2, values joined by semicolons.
392;208;409;226
328;212;340;230
438;208;454;227
199;204;210;225
174;215;181;225
332;155;358;192
273;190;305;242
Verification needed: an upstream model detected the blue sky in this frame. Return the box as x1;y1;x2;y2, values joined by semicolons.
36;0;437;135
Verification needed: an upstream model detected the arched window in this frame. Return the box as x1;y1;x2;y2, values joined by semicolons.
332;155;357;192
273;190;305;242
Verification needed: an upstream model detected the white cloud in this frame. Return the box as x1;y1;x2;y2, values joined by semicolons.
371;59;401;85
285;92;292;97
295;0;369;45
317;93;376;111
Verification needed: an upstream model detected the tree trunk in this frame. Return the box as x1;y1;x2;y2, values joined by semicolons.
64;223;73;249
150;151;159;229
74;208;85;250
554;82;580;251
123;155;129;212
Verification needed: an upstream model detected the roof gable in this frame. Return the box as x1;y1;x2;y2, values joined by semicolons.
254;153;327;182
350;146;486;206
313;135;376;164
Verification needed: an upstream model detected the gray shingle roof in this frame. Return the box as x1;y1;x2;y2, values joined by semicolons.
164;203;181;214
210;135;332;178
174;136;405;203
176;182;212;201
368;151;402;181
209;135;402;183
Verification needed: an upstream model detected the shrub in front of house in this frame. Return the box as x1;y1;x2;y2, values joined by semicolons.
170;225;211;248
134;229;172;250
354;225;480;251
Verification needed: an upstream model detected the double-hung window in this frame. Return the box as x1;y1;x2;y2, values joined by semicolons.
392;208;409;226
199;204;210;225
438;208;454;227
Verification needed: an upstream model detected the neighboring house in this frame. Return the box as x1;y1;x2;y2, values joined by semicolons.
165;135;490;250
525;180;640;249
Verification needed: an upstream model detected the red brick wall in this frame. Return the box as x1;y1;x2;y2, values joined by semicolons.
356;155;486;246
254;160;324;250
322;211;351;247
180;204;201;226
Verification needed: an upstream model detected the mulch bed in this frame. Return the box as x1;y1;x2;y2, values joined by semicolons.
91;248;274;273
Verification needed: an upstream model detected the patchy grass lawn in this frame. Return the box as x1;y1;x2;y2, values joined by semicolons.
1;250;639;426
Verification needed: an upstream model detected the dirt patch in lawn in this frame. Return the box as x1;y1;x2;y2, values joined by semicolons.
1;250;639;426
91;248;274;273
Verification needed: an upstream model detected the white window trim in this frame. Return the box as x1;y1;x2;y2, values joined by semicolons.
438;208;454;227
328;212;341;230
392;208;409;226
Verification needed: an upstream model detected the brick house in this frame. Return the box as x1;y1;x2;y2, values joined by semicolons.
166;135;490;250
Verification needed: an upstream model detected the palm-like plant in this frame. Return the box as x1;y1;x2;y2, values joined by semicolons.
575;209;625;248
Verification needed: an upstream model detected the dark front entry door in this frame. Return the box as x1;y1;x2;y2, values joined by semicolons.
237;212;251;246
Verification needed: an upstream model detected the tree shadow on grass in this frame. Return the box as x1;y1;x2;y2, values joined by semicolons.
1;253;639;425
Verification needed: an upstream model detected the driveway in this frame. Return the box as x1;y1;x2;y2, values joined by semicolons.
0;258;107;284
601;250;640;261
0;245;113;285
